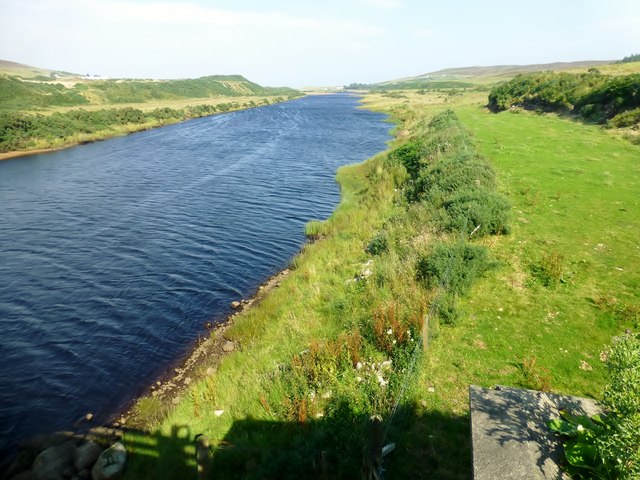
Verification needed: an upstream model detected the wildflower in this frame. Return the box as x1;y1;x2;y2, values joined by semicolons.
386;329;393;335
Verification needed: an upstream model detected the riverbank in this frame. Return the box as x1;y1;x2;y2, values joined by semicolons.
115;266;294;429
115;88;639;478
0;95;301;161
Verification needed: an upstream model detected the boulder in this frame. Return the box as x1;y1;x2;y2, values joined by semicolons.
63;465;77;478
74;441;102;471
230;301;241;309
91;442;126;480
9;471;33;480
77;469;91;480
222;341;235;352
31;441;75;480
4;449;36;479
20;432;76;454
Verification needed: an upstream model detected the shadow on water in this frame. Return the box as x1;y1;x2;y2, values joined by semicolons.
122;401;471;480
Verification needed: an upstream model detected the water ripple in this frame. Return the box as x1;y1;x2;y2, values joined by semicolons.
0;94;390;459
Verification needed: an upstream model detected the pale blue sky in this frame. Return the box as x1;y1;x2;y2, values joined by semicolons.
1;0;638;86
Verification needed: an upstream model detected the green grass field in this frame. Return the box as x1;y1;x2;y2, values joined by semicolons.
118;88;639;478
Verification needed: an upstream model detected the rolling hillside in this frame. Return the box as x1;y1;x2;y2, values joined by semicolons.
347;60;614;91
0;60;300;111
0;59;79;80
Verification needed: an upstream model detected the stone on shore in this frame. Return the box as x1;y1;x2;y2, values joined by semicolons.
74;441;103;472
222;340;235;352
31;441;75;480
230;301;241;309
91;442;126;480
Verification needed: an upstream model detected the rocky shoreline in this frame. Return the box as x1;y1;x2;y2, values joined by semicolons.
1;266;294;480
114;266;293;428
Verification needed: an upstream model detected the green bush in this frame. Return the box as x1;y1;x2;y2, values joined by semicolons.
412;151;497;205
416;242;495;296
365;232;388;255
388;139;425;179
598;337;640;478
488;71;640;127
608;107;640;128
550;333;640;479
436;188;511;237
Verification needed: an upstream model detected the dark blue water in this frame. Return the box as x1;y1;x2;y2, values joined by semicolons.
0;94;390;456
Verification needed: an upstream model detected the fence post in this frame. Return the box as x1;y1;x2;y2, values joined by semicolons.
195;434;210;480
363;415;383;480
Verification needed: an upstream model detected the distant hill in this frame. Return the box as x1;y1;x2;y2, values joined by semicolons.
0;60;300;111
416;60;612;79
0;59;79;80
347;60;614;91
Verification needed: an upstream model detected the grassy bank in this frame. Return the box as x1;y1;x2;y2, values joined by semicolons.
120;90;639;478
0;70;303;157
0;96;298;157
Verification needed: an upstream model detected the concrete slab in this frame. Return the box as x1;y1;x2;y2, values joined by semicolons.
469;385;601;480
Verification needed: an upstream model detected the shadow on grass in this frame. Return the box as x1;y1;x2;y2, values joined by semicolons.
123;425;197;480
124;402;471;479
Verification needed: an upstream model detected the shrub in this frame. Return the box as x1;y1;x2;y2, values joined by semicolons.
388;139;425;179
550;333;640;479
435;189;511;237
416;242;495;296
608;107;640;128
365;232;388;255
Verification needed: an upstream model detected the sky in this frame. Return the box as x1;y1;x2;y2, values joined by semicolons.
1;0;639;87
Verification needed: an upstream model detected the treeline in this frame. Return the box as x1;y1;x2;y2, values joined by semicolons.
0;98;289;153
487;71;640;127
618;54;640;64
0;75;301;110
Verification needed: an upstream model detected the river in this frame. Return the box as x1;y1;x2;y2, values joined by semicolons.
0;94;390;459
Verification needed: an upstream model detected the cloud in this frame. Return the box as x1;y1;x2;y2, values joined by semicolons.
0;0;387;85
357;0;402;9
413;28;436;38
